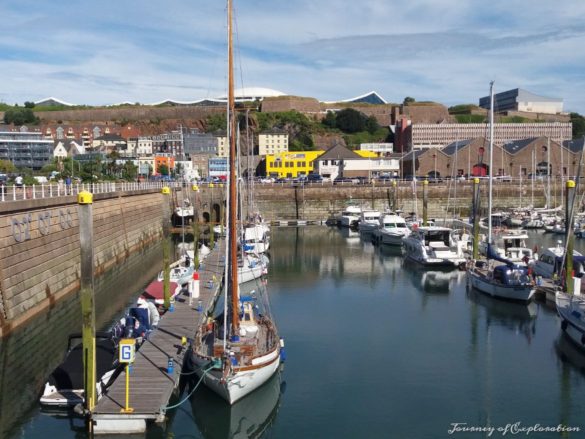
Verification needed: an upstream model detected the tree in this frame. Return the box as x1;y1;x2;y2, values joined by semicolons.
403;96;416;105
0;160;16;173
365;115;379;134
3;107;39;125
335;108;366;133
158;164;169;176
206;114;227;132
24;101;35;108
570;112;585;139
322;111;337;128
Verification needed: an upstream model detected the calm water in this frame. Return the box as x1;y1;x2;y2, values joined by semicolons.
6;227;585;438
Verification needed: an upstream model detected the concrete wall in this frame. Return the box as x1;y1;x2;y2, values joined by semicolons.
0;189;167;335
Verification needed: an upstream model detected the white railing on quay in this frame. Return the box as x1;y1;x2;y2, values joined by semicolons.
0;181;186;203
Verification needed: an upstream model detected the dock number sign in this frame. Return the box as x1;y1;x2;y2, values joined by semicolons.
119;339;136;363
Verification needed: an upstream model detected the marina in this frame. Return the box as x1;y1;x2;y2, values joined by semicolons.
3;226;585;438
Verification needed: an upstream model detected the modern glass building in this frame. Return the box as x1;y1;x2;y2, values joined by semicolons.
0;128;53;169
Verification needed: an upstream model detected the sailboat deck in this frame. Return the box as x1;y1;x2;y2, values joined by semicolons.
198;319;277;366
92;241;226;428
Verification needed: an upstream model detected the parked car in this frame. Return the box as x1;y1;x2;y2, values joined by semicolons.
306;174;323;183
333;177;357;185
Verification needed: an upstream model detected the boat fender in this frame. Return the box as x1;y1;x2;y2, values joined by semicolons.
279;338;286;362
581;333;585;346
73;403;88;417
561;320;568;332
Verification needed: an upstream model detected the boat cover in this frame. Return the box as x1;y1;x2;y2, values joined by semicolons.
47;336;117;391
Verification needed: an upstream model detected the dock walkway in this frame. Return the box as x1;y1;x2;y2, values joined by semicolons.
92;241;225;434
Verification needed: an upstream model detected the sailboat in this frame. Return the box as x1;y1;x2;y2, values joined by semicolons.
189;0;281;404
466;82;535;302
555;176;585;350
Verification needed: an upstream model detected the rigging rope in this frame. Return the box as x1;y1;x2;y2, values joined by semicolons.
160;363;216;411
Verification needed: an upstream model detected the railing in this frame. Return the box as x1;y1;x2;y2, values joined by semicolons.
0;181;185;202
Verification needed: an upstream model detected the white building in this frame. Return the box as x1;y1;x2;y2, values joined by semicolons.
258;129;289;156
127;137;153;156
479;88;564;115
358;143;393;155
52;139;85;159
137;156;154;176
313;144;399;180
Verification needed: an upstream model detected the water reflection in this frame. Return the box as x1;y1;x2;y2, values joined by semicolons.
555;334;585;375
466;288;538;344
190;369;284;439
402;259;465;294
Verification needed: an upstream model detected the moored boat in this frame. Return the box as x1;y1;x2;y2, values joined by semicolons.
372;212;410;246
402;225;466;267
189;0;281;405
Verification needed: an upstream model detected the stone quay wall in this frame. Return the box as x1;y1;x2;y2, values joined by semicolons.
231;182;551;221
0;190;166;336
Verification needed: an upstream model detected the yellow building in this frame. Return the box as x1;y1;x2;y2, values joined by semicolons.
355;150;378;158
265;151;324;178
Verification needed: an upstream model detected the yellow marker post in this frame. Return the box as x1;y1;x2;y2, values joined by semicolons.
119;338;136;413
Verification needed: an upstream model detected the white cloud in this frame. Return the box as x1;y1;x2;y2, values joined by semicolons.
1;0;584;114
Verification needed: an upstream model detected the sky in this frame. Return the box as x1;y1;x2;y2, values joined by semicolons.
2;0;585;114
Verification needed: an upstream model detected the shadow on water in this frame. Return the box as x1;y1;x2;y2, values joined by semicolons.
466;287;538;345
555;333;585;375
188;368;285;439
0;240;168;439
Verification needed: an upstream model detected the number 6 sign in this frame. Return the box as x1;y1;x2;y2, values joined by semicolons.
119;339;136;363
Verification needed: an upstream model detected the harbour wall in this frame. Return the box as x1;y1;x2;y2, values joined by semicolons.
0;240;165;438
232;182;554;221
0;189;168;336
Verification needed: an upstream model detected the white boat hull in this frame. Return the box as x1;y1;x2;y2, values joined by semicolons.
374;229;409;246
339;215;359;227
238;264;264;284
192;349;280;404
468;269;535;302
557;291;585;349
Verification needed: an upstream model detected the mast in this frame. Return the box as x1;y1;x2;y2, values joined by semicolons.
228;0;239;336
487;81;494;244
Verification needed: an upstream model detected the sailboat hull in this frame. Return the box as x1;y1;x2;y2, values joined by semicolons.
192;348;280;404
556;291;585;349
468;269;535;302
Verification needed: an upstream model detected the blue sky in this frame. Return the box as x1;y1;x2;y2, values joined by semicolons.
2;0;585;113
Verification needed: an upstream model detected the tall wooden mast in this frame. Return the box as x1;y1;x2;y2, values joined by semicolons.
228;0;239;336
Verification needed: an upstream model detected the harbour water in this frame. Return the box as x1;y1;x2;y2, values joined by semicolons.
5;227;585;438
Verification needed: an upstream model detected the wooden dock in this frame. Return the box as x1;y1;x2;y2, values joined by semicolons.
534;278;558;303
92;242;225;434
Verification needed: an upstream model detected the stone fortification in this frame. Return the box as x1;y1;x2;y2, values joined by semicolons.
401;104;455;124
34;105;224;123
261;96;321;114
